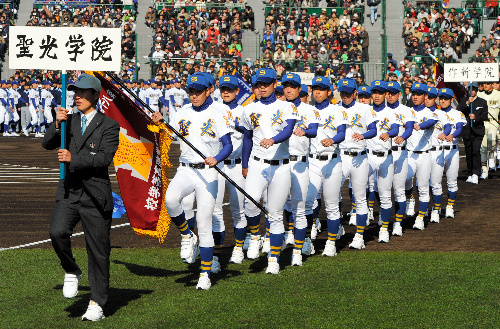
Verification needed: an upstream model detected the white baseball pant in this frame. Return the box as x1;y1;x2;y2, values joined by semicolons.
367;152;394;209
405;151;431;203
341;153;369;215
392;148;409;203
284;160;309;230
430;148;445;196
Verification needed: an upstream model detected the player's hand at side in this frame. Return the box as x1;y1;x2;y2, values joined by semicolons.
58;149;71;163
445;134;454;142
321;138;334;147
414;124;421;131
260;138;275;149
379;132;389;142
393;136;404;145
352;133;364;142
293;127;305;137
204;156;217;167
9;106;14;113
469;113;476;120
438;133;447;141
152;112;163;125
242;168;248;178
56;107;69;128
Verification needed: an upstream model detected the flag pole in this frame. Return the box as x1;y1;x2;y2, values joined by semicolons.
60;70;67;179
102;71;268;215
470;81;473;128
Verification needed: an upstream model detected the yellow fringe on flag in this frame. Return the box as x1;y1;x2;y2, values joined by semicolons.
132;123;173;243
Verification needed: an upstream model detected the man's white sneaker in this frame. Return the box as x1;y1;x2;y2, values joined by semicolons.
291;249;303;266
489;158;496;170
480;171;488;179
34;132;44;138
445;205;454;218
242;233;251;251
284;230;294;245
246;235;261;259
265;256;280;274
3;131;11;137
229;246;245;264
184;244;199;264
466;175;472;183
322;240;337;257
413;216;425;230
180;233;198;260
23;128;29;137
63;273;81;298
82;300;105;321
337;225;345;239
471;174;479;184
378;227;390;243
302;237;315;255
196;272;211;290
211;256;221;273
10;132;19;137
349;212;356;226
349;233;365;249
261;237;271;254
406;198;415;216
430;209;440;223
392;222;403;236
311;223;318;240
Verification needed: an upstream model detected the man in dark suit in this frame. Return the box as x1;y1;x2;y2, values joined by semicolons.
456;82;488;184
42;74;120;321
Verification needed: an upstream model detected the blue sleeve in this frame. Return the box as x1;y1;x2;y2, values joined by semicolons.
388;123;400;138
146;98;150;106
19;94;28;104
271;119;296;143
214;133;233;163
419;119;437;129
362;122;377;139
242;128;253;168
9;98;14;107
400;121;414;140
303;123;318;138
51;98;58;106
31;97;37;108
443;123;452;136
169;95;176;104
331;124;346;143
234;118;245;134
452;123;464;137
1;98;9;106
183;97;189;104
42;98;46;108
159;96;168;107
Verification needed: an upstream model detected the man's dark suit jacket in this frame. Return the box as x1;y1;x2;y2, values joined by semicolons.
456;96;488;138
42;111;120;212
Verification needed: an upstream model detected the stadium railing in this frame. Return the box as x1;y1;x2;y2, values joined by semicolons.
468;56;499;62
32;1;136;14
264;6;365;25
154;2;246;13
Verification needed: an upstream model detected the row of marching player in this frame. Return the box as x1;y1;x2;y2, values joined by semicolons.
150;68;466;291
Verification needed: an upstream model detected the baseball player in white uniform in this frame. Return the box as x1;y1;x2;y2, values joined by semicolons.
240;68;298;274
338;78;377;249
41;81;56;129
385;81;416;236
0;80;15;136
6;81;22;136
168;79;189;115
405;83;439;230
281;73;319;266
152;74;233;290
367;80;400;242
275;81;286;101
66;80;75;114
477;81;500;178
24;80;42;137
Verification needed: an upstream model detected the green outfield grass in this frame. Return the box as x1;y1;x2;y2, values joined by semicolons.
1;248;499;329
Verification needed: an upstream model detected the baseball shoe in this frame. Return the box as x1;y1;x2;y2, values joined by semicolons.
322;240;337;257
392;222;403;236
229;246;245;264
489;158;496;171
348;212;356;226
413;216;425;230
284;230;294;245
184;244;200;264
23;128;29;137
430;209;440;223
211;256;221;274
265;256;280;274
242;233;251;251
480;171;488;179
261;236;271;254
196;272;211;290
3;131;11;137
246;235;261;259
82;300;105;321
34;132;44;138
311;223;318;240
315;218;321;232
9;131;19;137
471;174;479;184
378;227;390;243
406;198;415;216
180;233;198;260
445;205;454;218
63;272;81;298
337;224;345;239
349;233;365;249
302;237;315;255
368;208;374;222
466;175;472;183
291;249;303;266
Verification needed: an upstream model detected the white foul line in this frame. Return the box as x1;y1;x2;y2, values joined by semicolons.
0;203;231;251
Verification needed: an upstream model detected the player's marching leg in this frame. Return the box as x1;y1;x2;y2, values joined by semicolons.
211;173;226;273
182;192;196;231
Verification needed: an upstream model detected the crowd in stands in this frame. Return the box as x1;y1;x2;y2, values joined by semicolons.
469;15;500;63
0;2;18;62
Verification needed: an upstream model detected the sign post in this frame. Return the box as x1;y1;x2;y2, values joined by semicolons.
9;27;121;178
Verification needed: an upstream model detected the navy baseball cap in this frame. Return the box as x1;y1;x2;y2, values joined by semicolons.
338;78;357;93
186;74;209;90
197;72;215;86
143;80;151;85
150;79;159;84
43;81;51;85
300;84;309;97
386;81;401;93
255;68;277;83
438;88;454;99
426;87;438;98
125;79;132;83
31;80;39;84
275;81;284;94
219;75;238;89
251;75;258;86
12;80;19;85
370;80;387;92
411;82;427;94
68;73;101;92
312;76;331;89
358;85;371;97
282;73;301;86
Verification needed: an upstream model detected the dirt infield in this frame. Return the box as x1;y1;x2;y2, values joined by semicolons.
1;137;498;253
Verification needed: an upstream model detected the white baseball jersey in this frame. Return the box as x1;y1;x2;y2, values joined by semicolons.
170;103;232;163
41;89;54;111
310;105;349;155
340;102;377;151
145;87;162;112
218;103;243;160
366;105;399;152
240;99;299;160
8;88;21;107
0;88;9;109
478;89;500;127
430;107;450;147
406;106;439;151
138;87;148;104
391;103;417;146
441;108;467;146
289;102;320;156
169;87;188;109
213;88;221;102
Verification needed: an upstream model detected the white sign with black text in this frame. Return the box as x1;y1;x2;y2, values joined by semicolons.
444;63;499;82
